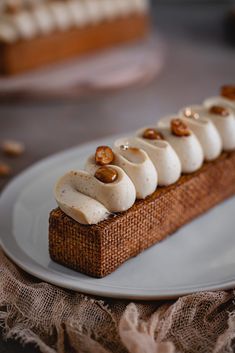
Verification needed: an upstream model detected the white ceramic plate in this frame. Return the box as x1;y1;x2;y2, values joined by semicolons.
1;136;235;300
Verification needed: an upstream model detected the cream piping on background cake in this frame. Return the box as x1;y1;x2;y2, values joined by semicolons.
0;18;18;42
65;0;89;27
6;9;38;40
31;4;56;34
0;0;150;43
47;1;72;31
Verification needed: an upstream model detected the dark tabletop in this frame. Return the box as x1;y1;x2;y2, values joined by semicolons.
1;2;235;352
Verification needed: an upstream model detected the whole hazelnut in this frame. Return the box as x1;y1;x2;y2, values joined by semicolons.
171;119;191;137
95;166;118;184
209;105;229;117
142;128;164;140
95;146;114;166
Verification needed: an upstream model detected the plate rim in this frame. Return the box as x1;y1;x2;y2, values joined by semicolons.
2;237;235;300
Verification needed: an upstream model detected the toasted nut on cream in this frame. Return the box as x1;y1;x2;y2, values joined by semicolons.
0;162;11;177
95;166;118;184
95;146;114;166
2;140;25;157
142;128;164;140
171;119;191;137
209;105;230;117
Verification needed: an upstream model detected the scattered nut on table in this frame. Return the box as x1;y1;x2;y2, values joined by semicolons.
0;162;12;177
2;140;25;157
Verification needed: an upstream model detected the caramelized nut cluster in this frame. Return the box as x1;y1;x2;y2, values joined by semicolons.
221;85;235;101
95;146;114;166
142;128;164;140
209;105;229;117
171;118;191;137
95;166;118;184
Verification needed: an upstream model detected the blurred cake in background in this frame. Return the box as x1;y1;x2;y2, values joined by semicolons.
0;0;150;75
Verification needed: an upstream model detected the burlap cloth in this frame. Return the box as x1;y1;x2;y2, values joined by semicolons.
1;248;235;353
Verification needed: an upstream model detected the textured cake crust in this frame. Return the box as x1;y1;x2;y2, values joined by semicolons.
0;14;149;75
49;151;235;278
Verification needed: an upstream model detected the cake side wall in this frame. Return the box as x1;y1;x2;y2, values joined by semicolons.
49;152;235;278
49;209;103;277
99;151;235;276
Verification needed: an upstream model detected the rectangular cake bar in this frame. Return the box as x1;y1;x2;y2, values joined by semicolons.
49;151;235;278
0;14;148;75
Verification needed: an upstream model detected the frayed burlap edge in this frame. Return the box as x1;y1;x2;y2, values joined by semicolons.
1;249;235;353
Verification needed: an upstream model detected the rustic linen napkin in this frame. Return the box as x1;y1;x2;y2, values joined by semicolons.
1;248;235;353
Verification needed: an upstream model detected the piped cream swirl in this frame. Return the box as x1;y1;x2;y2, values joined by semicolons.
32;5;56;34
7;10;38;40
55;171;110;225
123;131;182;186
204;96;235;113
48;2;71;31
203;99;235;151
157;117;204;173
179;105;222;161
113;143;158;199
55;167;136;225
